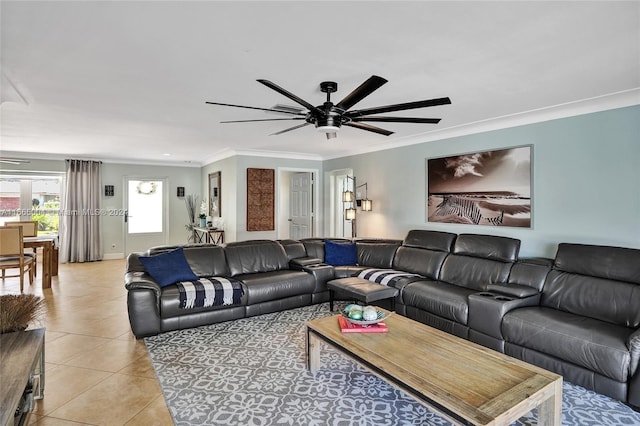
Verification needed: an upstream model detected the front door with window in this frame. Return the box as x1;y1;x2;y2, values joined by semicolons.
124;178;168;254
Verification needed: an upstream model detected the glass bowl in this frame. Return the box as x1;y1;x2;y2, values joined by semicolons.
341;308;391;325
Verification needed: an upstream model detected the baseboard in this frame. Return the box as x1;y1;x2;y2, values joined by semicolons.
103;253;125;260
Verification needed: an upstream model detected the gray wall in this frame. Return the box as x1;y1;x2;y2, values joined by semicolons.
0;159;201;258
200;156;238;241
323;105;640;258
101;163;201;257
202;155;323;242
4;105;637;260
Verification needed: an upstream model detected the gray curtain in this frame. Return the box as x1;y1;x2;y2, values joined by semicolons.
60;159;103;263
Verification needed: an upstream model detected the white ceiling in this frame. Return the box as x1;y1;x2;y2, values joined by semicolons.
1;1;639;166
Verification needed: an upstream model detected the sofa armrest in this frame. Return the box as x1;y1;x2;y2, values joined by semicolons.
628;328;640;376
125;271;162;296
289;257;323;269
300;263;335;293
124;271;163;338
468;291;541;340
486;283;539;298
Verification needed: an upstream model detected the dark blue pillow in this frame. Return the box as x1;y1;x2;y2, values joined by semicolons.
324;240;357;266
139;247;198;287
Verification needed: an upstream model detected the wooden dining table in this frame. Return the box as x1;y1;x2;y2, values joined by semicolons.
24;235;58;289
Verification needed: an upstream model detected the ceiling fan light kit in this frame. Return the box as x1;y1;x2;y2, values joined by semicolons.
206;75;450;140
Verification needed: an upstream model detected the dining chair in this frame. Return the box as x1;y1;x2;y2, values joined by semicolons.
0;226;36;293
5;221;38;276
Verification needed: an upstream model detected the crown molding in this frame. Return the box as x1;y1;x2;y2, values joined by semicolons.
0;151;202;168
4;89;637;167
327;88;640;160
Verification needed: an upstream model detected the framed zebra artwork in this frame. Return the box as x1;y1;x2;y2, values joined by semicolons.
426;145;532;228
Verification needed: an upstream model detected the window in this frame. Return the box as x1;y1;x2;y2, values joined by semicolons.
0;176;62;234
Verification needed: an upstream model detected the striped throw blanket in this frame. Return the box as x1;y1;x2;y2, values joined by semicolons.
177;277;244;309
356;268;423;287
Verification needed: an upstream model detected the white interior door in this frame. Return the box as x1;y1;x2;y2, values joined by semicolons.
124;177;168;254
289;172;313;239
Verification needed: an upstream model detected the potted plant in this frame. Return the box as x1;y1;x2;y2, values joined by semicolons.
184;194;198;241
0;294;45;334
199;199;208;227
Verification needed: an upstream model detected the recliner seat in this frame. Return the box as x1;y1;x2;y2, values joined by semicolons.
501;243;640;405
398;233;520;338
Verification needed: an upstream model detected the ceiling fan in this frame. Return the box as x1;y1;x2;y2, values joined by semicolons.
206;75;451;140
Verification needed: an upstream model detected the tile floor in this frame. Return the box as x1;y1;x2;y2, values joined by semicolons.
1;255;174;425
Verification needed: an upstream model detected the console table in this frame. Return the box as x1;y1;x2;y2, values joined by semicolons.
193;227;224;244
0;328;45;426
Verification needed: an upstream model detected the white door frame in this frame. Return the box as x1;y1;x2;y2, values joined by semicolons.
328;168;353;238
277;167;320;240
123;176;169;254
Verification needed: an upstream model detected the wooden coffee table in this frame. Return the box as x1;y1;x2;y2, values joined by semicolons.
306;310;562;425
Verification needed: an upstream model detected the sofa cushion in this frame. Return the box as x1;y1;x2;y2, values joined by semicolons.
139;247;198;287
401;280;476;325
147;245;230;277
453;234;520;262
402;229;457;252
184;245;230;277
236;270;316;304
439;255;512;291
542;243;640;328
392;246;448;279
503;307;632;382
553;243;640;284
278;239;308;260
541;270;640;328
356;241;400;269
224;240;289;276
324;240;357;266
507;258;553;291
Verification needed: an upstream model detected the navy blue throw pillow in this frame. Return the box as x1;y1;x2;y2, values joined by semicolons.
324;240;357;266
139;247;198;287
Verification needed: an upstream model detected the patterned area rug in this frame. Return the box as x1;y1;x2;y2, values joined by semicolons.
145;304;640;425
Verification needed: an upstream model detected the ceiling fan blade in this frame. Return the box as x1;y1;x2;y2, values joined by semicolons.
270;122;312;136
257;79;324;116
335;75;388;111
221;118;306;123
352;116;441;124
347;97;451;118
205;101;306;116
343;122;394;136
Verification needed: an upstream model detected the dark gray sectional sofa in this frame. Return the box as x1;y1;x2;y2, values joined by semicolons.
124;230;640;409
502;244;640;407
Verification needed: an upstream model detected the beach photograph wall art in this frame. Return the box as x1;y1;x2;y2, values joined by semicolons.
427;146;531;227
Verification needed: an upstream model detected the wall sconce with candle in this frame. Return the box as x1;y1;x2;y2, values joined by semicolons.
342;175;372;237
